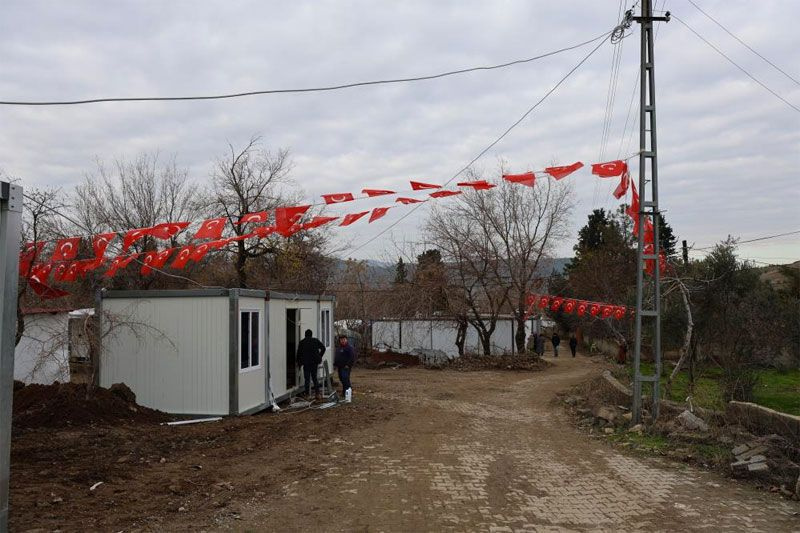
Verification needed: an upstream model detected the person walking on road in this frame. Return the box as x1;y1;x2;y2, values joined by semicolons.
535;333;546;358
569;334;578;357
551;332;561;357
334;334;356;399
297;329;326;400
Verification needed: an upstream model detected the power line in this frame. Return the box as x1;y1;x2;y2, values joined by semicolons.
0;32;612;107
692;229;800;251
686;0;800;86
672;14;800;113
348;30;615;256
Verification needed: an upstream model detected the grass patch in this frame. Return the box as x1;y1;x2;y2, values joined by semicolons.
628;363;800;415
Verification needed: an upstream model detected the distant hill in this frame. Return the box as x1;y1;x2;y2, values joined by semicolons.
759;260;800;292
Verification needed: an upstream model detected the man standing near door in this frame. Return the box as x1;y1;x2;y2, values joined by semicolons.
334;334;356;401
297;329;326;401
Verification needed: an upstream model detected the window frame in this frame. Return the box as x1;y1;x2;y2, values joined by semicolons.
320;308;331;348
239;309;262;372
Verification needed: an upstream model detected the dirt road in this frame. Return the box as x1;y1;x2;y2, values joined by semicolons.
11;355;800;531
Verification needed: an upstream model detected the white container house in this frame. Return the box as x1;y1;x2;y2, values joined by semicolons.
99;289;335;416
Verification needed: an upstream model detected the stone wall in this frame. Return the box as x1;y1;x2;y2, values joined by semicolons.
726;401;800;442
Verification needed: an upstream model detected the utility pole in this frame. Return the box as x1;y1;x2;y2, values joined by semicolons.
0;181;22;533
632;0;669;424
682;239;689;266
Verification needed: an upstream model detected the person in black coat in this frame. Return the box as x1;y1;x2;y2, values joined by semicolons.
333;335;356;397
551;332;561;357
569;334;578;357
296;329;326;399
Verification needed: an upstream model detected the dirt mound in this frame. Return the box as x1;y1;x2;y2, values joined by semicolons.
360;350;421;368
12;382;171;429
445;354;550;372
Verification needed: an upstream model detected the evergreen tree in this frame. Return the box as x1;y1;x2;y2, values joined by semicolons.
657;213;678;258
394;257;407;284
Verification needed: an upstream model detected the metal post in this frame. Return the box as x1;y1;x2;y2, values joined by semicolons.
0;181;22;533
632;1;669;424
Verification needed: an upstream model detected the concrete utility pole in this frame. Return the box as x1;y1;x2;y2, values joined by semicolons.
632;0;669;424
0;181;22;533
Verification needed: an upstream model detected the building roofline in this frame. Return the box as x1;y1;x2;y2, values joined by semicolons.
101;288;335;302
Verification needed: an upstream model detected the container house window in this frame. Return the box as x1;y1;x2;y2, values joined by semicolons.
321;309;331;347
240;310;260;370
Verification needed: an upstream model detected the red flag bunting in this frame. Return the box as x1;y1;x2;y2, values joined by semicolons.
526;294;537;306
550;297;564;311
410;181;441;190
28;277;69;300
104;254;140;278
368;207;391;223
613;306;627;320
589;303;601;317
502;172;536;187
395;197;424;205
253;225;276;238
340;211;369;226
19;242;44;275
275;205;310;236
237;211;269;225
92;232;116;259
457;180;495;191
123;227;151;250
362;188;395;197
322;193;355;204
190;243;214;262
51;237;81;262
538;295;550;309
170;245;194;269
429;190;461;199
303;216;338;230
562;299;576;313
591;160;627;178
140;248;174;275
194;217;226;240
576;301;589;317
30;263;53;282
149;222;189;240
545;162;583;180
612;171;630;199
600;305;614;319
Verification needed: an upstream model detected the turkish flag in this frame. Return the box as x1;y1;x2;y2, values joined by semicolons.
123;227;151;250
190;243;214;262
19;242;44;275
149;222;189;240
576;301;589;316
429;190;462;199
275;205;310;236
60;261;85;283
612;171;630;199
410;181;441;190
253;225;277;238
545;162;584;180
362;188;395;197
369;207;391;223
228;233;254;242
279;224;302;238
550;297;564;311
104;253;140;278
563;299;577;313
52;263;70;283
81;256;106;273
626;186;640;220
237;211;269;225
457;180;495;191
30;263;53;282
589;303;601;317
538;295;550;309
613;306;627;320
170;245;194;269
51;237;81;262
141;248;174;275
395;197;424;204
303;216;338;230
600;305;614;319
526;294;537;306
591;160;627;178
340;211;369;226
322;193;355;204
194;217;227;240
28;277;69;300
92;232;116;259
502;172;536;187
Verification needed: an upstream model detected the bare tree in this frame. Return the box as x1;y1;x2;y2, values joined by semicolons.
200;136;297;288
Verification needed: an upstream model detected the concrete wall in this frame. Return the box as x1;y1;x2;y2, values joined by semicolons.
14;312;70;384
101;296;230;415
372;318;539;357
726;401;800;442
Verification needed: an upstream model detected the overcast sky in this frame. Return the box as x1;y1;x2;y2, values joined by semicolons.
1;1;798;265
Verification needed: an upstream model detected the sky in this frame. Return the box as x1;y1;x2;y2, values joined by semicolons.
1;0;798;265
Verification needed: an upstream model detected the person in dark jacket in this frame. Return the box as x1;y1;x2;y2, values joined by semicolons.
551;332;561;357
569;334;578;357
297;329;326;399
535;334;546;358
333;335;356;397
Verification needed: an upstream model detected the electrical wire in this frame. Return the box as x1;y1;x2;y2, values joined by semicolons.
686;0;799;86
0;32;612;107
692;229;800;251
347;30;615;257
672;14;800;113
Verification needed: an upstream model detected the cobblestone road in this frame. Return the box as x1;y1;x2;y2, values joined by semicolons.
237;356;800;532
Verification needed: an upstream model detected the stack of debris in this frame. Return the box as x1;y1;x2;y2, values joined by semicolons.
730;442;769;474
